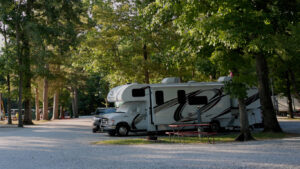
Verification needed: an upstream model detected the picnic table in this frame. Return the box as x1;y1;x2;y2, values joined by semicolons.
166;123;217;143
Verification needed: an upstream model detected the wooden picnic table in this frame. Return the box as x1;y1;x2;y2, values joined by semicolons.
167;123;217;143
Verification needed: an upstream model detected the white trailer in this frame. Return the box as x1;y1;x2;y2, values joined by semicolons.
101;77;262;136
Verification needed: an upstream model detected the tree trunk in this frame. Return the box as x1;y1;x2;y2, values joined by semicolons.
3;24;12;124
255;54;282;132
289;70;300;101
74;88;79;118
22;0;33;125
286;72;294;118
7;75;12;124
43;72;49;120
16;4;23;127
235;98;255;141
143;44;150;84
60;106;64;119
35;87;40;121
71;92;75;118
52;90;59;120
0;93;3;120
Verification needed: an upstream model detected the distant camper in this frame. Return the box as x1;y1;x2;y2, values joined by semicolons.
101;77;262;136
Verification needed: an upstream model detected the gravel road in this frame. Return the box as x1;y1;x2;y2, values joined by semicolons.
0;117;299;169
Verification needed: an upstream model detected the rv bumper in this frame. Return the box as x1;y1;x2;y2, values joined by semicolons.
103;125;116;131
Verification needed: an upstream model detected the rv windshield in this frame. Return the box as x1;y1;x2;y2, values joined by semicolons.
116;102;139;114
114;102;124;108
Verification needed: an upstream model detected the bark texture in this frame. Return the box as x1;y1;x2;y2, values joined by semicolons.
16;7;23;127
52;90;59;120
35;87;40;121
143;44;150;84
7;75;12;124
43;76;49;120
235;98;255;141
2;26;12;124
22;0;33;125
60;106;64;119
73;88;79;118
255;54;282;132
286;72;294;118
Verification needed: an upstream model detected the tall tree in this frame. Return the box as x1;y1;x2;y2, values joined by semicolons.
144;0;300;132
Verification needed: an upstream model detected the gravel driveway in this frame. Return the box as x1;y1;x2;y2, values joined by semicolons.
0;117;299;169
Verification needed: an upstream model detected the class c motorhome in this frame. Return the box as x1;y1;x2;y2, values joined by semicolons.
101;77;262;136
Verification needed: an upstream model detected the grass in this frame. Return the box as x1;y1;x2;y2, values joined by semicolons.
93;132;300;145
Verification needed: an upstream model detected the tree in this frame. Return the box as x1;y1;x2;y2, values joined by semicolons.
144;0;299;132
269;23;300;118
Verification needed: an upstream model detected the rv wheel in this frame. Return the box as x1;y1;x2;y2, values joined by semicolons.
116;124;129;136
210;121;220;132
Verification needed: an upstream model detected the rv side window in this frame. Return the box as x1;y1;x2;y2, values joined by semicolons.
188;96;208;105
177;90;186;104
155;91;164;106
132;89;145;97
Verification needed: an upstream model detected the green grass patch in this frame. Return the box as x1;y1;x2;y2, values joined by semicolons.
93;132;300;145
93;139;168;145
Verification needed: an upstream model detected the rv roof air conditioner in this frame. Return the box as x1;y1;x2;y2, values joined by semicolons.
161;77;181;84
217;76;232;82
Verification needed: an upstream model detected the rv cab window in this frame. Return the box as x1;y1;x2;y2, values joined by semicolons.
155;91;164;106
188;96;208;105
177;90;186;104
132;89;145;97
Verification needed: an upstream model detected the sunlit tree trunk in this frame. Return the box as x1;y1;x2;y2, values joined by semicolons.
52;90;59;120
35;87;40;121
2;25;12;124
43;65;49;120
74;88;79;118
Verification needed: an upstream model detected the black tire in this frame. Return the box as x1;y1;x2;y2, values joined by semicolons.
108;131;116;136
210;121;220;132
116;124;129;136
92;126;99;133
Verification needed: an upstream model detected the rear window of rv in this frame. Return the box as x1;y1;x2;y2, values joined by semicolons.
177;90;186;104
132;89;145;97
188;96;208;105
155;91;164;105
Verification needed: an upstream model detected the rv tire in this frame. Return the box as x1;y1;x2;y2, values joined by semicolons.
116;124;129;136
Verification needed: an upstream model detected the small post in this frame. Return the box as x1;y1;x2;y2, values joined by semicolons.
197;107;203;138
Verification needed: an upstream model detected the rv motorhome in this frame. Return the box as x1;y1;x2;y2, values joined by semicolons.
101;77;262;136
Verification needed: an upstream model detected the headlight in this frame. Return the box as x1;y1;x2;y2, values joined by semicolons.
108;119;115;125
93;117;100;121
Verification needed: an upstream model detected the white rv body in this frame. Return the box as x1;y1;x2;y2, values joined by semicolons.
102;78;262;136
